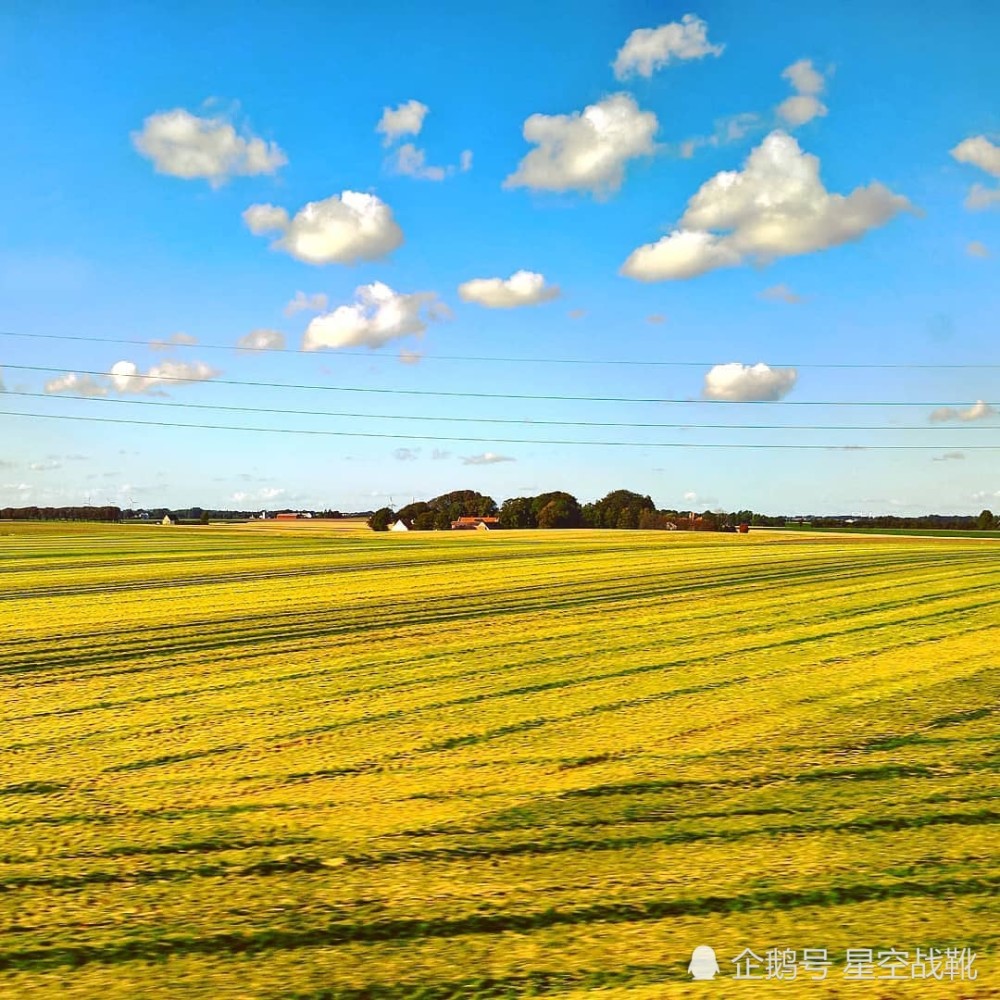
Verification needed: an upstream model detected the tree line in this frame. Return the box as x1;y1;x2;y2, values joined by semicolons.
368;489;757;531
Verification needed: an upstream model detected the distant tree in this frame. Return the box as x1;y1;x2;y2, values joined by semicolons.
531;491;581;527
199;511;211;525
499;496;536;529
638;509;672;530
433;510;452;530
412;510;437;531
395;501;432;522
586;490;655;528
978;509;995;531
367;507;394;531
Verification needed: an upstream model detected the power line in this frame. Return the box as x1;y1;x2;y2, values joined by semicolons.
1;329;997;369
3;409;998;449
5;390;997;432
2;364;989;406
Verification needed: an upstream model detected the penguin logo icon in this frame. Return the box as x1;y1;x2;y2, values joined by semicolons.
688;945;721;980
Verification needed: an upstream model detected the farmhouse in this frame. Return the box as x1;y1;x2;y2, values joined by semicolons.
161;514;178;526
451;516;500;531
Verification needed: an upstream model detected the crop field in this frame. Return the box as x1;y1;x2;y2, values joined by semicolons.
1;521;998;999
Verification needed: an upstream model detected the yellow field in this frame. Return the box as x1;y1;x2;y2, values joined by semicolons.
1;521;997;998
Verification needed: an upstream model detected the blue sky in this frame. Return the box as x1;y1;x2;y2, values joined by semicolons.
0;0;997;515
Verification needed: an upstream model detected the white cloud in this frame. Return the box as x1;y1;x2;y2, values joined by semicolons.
302;282;443;350
458;270;560;309
504;93;657;196
759;283;803;304
951;136;1000;177
29;460;62;471
376;100;429;146
431;449;451;460
777;59;828;127
966;240;990;258
703;362;797;401
460;150;473;172
284;291;328;316
932;452;965;461
399;349;423;365
461;452;516;465
965;184;1000;211
951;136;1000;211
613;15;723;79
683;490;699;502
929;400;997;422
622;131;911;281
110;359;220;394
394;448;419;461
237;328;286;351
44;372;109;397
243;192;403;265
131;108;286;186
388;143;448;181
149;332;197;351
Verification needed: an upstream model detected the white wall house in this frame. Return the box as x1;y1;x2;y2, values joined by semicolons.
389;520;410;532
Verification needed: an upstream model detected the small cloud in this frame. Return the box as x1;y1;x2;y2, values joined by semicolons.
109;359;220;395
703;362;797;401
29;460;61;471
759;283;803;304
966;240;990;258
646;313;667;324
243;191;403;265
431;449;451;460
44;372;109;397
303;282;443;350
460;150;473;172
376;100;429;146
149;332;198;351
504;93;658;197
132;107;286;186
932;451;965;461
677;112;762;159
461;452;516;465
393;448;420;461
929;399;997;422
237;328;286;351
776;59;828;128
399;349;423;365
458;270;560;308
387;142;448;181
284;291;328;317
951;136;1000;211
683;490;698;501
613;15;724;80
567;308;587;320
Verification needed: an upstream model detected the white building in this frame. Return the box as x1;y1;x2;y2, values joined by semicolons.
389;520;410;532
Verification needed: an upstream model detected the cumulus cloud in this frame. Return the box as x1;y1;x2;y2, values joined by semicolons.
703;362;797;401
284;291;328;316
972;489;1000;501
44;372;109;397
243;191;403;265
759;283;803;304
461;452;516;465
966;240;990;258
387;143;448;181
131;108;286;186
149;332;197;351
110;359;220;395
458;270;560;309
622;131;911;281
302;282;443;350
237;328;286;351
929;400;997;422
504;93;657;196
951;136;1000;210
613;15;723;79
376;100;429;146
776;59;828;127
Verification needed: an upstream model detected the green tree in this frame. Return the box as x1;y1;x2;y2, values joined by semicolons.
367;507;394;531
499;496;536;529
978;509;995;531
198;511;210;525
531;491;581;527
